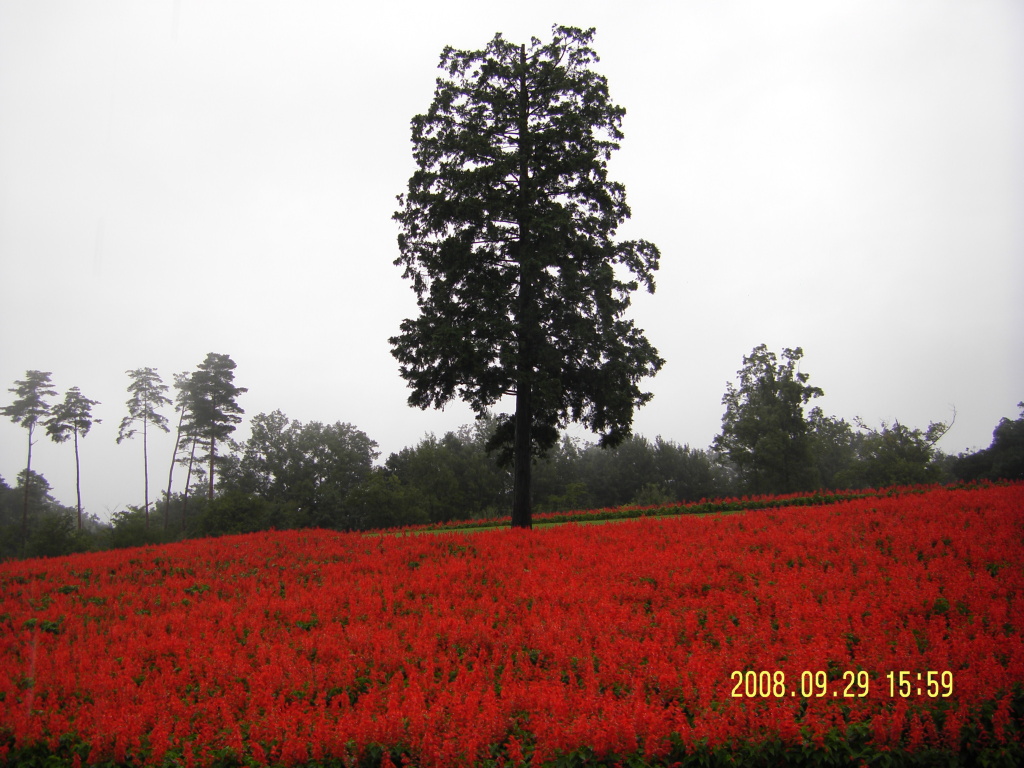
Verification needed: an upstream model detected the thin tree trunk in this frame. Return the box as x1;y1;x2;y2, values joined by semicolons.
165;408;185;532
73;426;82;531
208;435;215;501
512;381;533;528
143;411;150;527
182;435;197;531
22;424;33;552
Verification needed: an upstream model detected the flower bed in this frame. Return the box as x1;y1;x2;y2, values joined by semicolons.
2;484;1022;766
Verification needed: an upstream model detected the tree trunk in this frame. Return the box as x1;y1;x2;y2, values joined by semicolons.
165;408;185;532
209;435;215;501
182;436;197;531
143;413;150;527
73;426;82;531
22;424;33;552
511;42;534;530
511;380;533;528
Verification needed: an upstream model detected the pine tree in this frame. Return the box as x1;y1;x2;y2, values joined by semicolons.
46;386;101;530
117;367;171;525
184;353;247;500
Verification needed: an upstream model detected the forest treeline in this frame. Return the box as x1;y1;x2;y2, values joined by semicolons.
2;346;1022;560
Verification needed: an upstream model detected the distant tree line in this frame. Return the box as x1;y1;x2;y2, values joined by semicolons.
2;344;1022;560
711;344;968;494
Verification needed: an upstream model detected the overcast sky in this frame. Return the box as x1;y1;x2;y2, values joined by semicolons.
2;0;1022;521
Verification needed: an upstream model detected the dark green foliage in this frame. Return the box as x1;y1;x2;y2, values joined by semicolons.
184;490;278;538
1;371;57;431
845;416;953;488
392;25;663;527
220;411;378;529
712;347;958;494
530;434;591;509
0;470;91;560
108;507;175;549
46;386;101;529
180;354;247;501
116;368;170;443
344;469;429;531
384;416;510;522
955;402;1024;482
807;407;858;490
25;507;85;558
534;434;729;510
714;345;823;494
986;406;1024;479
0;475;16;552
13;470;58;534
117;367;172;522
45;388;101;444
379;419;727;523
2;370;58;553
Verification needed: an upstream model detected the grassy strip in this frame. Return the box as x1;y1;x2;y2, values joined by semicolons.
380;509;747;536
370;485;906;537
372;480;1008;537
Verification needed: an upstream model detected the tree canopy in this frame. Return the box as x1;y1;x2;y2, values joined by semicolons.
46;386;101;529
222;411;377;529
954;402;1024;482
714;345;823;494
117;367;171;523
183;353;247;501
391;25;663;527
846;416;953;488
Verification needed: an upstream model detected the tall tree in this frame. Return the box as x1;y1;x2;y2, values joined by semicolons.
117;367;171;525
391;25;663;528
171;371;210;530
714;345;823;494
186;353;247;500
2;370;58;548
45;386;101;530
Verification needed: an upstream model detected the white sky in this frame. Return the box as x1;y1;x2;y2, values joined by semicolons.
1;0;1022;520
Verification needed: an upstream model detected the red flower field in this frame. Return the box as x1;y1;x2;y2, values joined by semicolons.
2;484;1023;766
